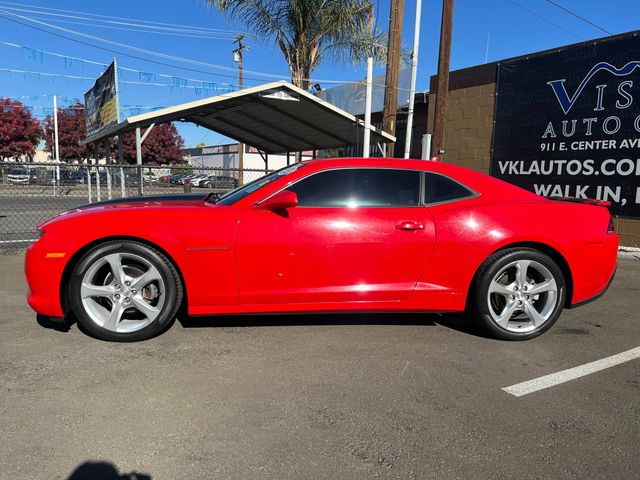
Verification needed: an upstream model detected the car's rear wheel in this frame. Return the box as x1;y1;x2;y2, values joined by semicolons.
469;248;566;340
68;240;182;342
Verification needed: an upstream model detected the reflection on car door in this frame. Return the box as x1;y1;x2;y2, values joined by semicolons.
235;168;436;304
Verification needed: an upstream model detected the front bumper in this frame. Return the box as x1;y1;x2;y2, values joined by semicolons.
25;238;66;317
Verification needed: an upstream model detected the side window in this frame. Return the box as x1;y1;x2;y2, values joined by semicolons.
424;173;474;204
287;168;420;207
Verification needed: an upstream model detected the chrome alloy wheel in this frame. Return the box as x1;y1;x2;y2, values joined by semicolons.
486;259;559;333
80;252;165;333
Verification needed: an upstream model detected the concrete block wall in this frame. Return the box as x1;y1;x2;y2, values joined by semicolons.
426;83;496;174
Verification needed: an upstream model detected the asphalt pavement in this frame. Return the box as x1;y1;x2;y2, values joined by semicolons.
1;254;638;480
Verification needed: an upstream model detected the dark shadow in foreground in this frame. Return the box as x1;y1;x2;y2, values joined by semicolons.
177;311;489;338
66;461;151;480
36;310;490;340
36;313;73;332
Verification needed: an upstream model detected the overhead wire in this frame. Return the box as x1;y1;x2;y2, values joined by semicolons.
0;2;416;96
22;16;251;41
0;8;350;85
0;1;251;36
508;0;584;40
0;11;269;83
0;41;240;88
543;0;612;36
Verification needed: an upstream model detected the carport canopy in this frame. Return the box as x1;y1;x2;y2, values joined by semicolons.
80;81;395;154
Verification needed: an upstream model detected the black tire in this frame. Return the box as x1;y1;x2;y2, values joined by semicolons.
204;182;212;188
68;240;182;342
468;248;566;341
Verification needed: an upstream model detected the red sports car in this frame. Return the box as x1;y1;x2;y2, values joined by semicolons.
25;158;618;342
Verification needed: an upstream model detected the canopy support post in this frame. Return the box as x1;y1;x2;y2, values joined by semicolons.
135;123;155;195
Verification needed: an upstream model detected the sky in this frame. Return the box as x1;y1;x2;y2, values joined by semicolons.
1;0;638;148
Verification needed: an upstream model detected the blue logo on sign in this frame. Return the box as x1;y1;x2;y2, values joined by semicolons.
547;60;640;114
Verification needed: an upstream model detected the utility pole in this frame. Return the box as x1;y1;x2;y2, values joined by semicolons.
431;0;454;158
382;0;405;157
234;34;246;184
403;0;422;159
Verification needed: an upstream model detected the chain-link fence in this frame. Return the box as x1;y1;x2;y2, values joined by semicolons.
0;162;270;248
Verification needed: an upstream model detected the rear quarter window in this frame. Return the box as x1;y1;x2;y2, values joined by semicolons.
424;173;475;204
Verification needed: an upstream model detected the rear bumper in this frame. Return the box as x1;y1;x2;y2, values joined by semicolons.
569;264;617;309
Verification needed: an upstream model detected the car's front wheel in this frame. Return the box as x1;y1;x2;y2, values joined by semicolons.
68;240;182;341
468;248;566;340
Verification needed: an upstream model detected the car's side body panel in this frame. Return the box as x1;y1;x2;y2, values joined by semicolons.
236;206;436;304
415;199;617;309
26;202;244;316
24;158;618;321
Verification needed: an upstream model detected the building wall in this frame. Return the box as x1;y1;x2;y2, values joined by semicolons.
426;83;496;173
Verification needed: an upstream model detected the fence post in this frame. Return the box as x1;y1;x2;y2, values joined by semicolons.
86;167;92;204
106;165;112;200
120;167;125;198
96;167;101;202
138;166;144;196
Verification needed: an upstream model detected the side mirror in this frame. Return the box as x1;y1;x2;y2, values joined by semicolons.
257;190;298;211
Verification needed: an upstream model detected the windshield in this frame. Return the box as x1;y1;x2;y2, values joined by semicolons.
213;163;306;206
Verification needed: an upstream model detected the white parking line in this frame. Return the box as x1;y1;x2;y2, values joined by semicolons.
503;346;640;397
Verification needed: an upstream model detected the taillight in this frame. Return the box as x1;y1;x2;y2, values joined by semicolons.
607;217;616;234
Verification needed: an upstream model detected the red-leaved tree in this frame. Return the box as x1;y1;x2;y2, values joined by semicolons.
44;104;184;165
0;98;42;160
119;123;184;165
121;123;184;165
44;102;87;162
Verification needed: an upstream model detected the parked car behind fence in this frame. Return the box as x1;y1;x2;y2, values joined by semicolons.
0;161;269;247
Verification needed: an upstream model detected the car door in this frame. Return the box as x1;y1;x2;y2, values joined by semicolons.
235;168;436;304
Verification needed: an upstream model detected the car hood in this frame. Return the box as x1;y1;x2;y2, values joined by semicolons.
74;193;210;210
39;193;214;229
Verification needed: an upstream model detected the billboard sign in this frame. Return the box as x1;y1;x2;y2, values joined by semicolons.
84;61;120;137
491;33;640;218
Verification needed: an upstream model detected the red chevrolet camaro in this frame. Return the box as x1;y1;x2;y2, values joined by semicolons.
25;158;618;342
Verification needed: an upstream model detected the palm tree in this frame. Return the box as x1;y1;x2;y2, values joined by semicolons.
208;0;387;89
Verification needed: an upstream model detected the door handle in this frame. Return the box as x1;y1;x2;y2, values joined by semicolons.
395;221;425;231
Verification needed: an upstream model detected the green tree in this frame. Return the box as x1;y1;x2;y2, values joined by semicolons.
208;0;386;89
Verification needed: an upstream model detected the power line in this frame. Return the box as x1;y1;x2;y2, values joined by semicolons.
0;11;266;83
544;0;612;36
0;8;348;85
509;1;584;40
0;3;411;93
24;16;246;41
0;3;271;49
0;1;251;36
0;9;255;75
1;41;239;88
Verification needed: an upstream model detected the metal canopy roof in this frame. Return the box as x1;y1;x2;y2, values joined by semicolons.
80;81;395;153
